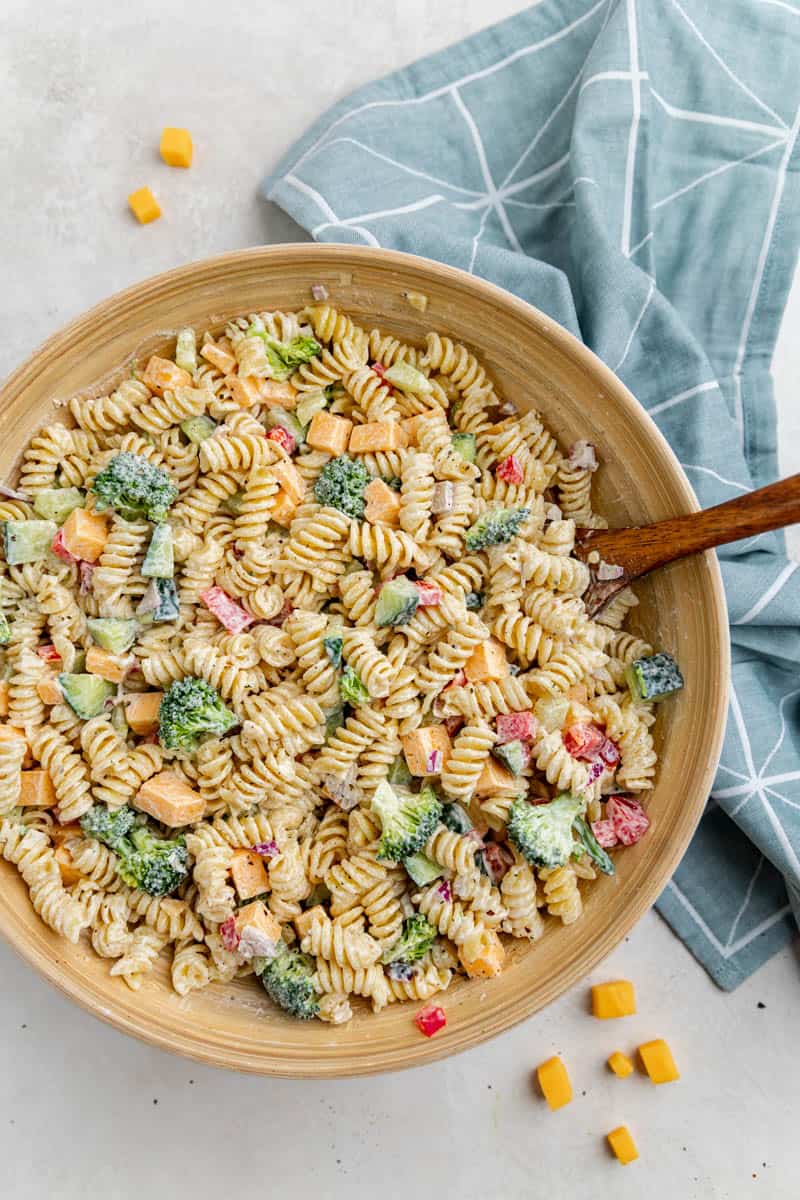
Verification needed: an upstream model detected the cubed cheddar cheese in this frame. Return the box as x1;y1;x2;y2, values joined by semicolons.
607;1126;638;1165
19;769;56;809
234;899;282;960
54;844;83;887
459;931;505;978
294;904;325;941
364;479;401;527
0;681;8;717
474;756;517;795
638;1039;680;1085
225;374;263;409
160;127;193;168
536;1056;572;1111
591;979;636;1019
36;673;62;706
607;1051;634;1078
348;420;407;454
464;637;509;683
401;725;452;777
61;508;109;563
230;849;270;901
270;489;300;527
260;380;298;409
0;725;32;767
128;187;161;225
142;355;193;395
86;645;131;684
134;771;204;827
401;415;422;445
307;411;352;456
270;458;306;504
124;692;163;736
200;341;237;375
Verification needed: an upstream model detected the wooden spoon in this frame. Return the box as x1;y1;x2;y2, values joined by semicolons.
574;472;800;617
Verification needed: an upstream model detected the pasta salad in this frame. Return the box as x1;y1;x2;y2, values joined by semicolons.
0;299;683;1023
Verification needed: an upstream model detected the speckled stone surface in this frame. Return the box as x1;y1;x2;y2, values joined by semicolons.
1;2;798;1196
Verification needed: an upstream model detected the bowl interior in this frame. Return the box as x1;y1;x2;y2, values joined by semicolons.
0;245;728;1076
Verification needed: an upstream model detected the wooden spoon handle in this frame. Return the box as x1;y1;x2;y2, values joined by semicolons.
576;472;800;578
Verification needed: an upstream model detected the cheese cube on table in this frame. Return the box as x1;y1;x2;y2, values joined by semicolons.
134;771;204;827
536;1056;572;1110
160;127;193;168
607;1051;634;1078
638;1038;680;1084
591;979;637;1019
607;1126;638;1165
306;411;352;456
128;187;161;224
401;725;452;776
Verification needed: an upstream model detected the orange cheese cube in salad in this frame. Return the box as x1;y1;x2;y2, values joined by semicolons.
230;849;270;901
226;374;263;409
348;420;407;453
86;645;131;684
200;341;237;375
128;186;161;225
607;1051;634;1078
234;900;282;959
124;692;163;736
61;508;109;562
142;355;192;395
134;771;204;827
54;844;83;887
260;379;298;409
638;1039;680;1085
364;479;401;527
607;1126;639;1165
159;127;193;168
0;725;32;766
270;458;306;504
474;756;517;795
459;931;505;978
0;681;8;717
36;674;62;706
306;411;352;456
592;979;637;1019
294;905;325;940
401;724;452;777
464;637;509;683
19;769;56;809
536;1056;572;1111
270;489;300;528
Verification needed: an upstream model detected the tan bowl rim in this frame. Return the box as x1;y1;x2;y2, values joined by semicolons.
0;244;730;1075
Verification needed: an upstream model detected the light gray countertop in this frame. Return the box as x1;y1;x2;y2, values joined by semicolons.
1;3;798;1197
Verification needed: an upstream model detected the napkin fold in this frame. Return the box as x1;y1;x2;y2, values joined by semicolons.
264;0;800;987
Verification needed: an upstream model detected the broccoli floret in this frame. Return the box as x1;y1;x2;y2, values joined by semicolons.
573;815;615;876
92;452;178;523
381;913;437;966
79;805;188;896
246;328;321;381
158;677;237;753
339;665;370;706
464;506;530;552
80;803;137;849
256;940;320;1019
314;454;371;519
507;792;585;868
371;780;442;862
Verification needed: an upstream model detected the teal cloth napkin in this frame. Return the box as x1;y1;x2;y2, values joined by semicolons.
264;0;800;987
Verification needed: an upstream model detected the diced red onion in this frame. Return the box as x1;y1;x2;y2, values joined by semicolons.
251;840;280;860
311;283;329;302
426;749;443;774
431;481;454;515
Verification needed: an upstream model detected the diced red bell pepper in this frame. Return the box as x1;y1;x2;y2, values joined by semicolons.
414;580;443;607
481;841;514;884
563;722;607;761
51;528;78;563
496;454;524;485
36;644;61;663
199;586;255;634
266;426;296;455
606;795;650;846
220;917;241;952
496;710;538;744
591;819;618;848
415;1003;447;1038
371;361;387;378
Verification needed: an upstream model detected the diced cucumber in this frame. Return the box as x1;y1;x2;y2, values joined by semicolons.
175;327;198;373
492;739;527;776
387;755;413;789
33;488;84;525
142;523;174;579
221;490;244;516
0;611;9;645
59;673;115;719
375;576;419;627
383;362;433;395
573;815;615;876
403;852;442;887
294;389;328;429
265;407;305;446
323;636;343;668
136;578;180;624
451;433;476;463
626;652;684;702
87;617;138;654
441;801;473;835
305;881;331;908
180;415;217;444
3;520;58;565
324;702;345;740
72;650;86;674
110;703;129;738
